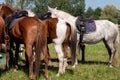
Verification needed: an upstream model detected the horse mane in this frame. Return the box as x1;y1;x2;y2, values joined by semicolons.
55;9;76;21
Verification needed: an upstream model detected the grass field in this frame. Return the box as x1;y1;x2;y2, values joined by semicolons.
0;41;120;80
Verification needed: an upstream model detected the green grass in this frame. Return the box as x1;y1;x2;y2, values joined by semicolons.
0;42;120;80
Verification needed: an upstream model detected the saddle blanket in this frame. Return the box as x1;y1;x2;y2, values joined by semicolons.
85;21;96;33
76;17;96;34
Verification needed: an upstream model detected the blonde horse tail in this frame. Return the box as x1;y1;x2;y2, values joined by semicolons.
35;22;42;79
113;24;119;66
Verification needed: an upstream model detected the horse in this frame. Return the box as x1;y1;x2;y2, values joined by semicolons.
0;4;48;79
48;6;119;68
5;11;49;79
0;15;10;69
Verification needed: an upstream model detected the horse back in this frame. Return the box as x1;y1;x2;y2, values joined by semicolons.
9;17;46;43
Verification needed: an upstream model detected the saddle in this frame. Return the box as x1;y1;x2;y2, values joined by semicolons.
34;12;51;20
5;10;28;29
76;16;96;43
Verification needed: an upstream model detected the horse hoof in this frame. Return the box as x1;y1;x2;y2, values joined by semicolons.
72;65;76;69
14;69;18;72
56;73;60;77
44;77;48;80
29;75;35;80
109;65;113;68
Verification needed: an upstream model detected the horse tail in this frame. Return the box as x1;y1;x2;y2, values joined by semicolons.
35;21;42;79
66;22;77;65
113;24;119;65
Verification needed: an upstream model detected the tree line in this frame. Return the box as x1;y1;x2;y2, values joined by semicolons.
4;0;120;24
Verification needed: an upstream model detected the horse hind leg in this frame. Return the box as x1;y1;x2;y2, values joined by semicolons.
42;45;49;79
112;33;119;66
25;45;34;80
103;39;116;67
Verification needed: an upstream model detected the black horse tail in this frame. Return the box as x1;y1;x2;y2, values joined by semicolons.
35;21;42;80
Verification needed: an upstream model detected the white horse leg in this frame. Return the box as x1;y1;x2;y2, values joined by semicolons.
103;39;115;67
54;44;64;77
63;58;68;73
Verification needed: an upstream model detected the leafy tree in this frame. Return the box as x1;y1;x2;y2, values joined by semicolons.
100;5;118;23
4;0;85;16
85;7;102;20
94;7;102;19
84;7;94;18
5;0;33;10
70;0;85;16
32;0;49;14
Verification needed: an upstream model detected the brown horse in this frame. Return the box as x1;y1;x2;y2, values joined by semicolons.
0;16;10;69
5;15;48;80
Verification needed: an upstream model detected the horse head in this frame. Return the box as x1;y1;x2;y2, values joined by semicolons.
48;6;58;18
0;4;16;19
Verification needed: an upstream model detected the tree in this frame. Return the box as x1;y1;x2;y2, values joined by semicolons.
84;7;94;18
94;7;102;19
5;0;33;10
4;0;85;16
100;5;118;23
85;7;102;19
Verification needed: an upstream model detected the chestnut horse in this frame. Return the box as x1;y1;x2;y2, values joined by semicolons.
5;15;48;80
0;16;10;69
0;4;48;80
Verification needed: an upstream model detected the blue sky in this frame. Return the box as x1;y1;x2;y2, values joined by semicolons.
85;0;120;10
0;0;120;10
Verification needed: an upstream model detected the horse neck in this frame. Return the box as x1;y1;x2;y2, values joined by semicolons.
57;11;77;24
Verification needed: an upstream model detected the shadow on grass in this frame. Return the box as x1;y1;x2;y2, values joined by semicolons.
67;57;108;65
0;57;108;79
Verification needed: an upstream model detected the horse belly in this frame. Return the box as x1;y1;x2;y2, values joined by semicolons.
82;32;104;44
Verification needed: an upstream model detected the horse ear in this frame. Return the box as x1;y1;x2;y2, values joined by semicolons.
48;6;52;10
55;7;57;10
